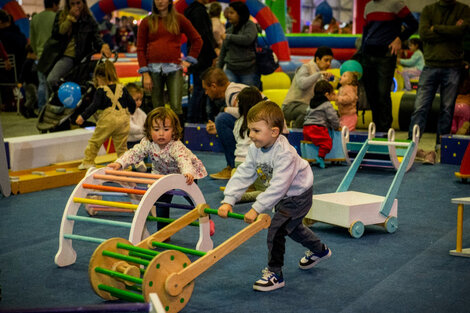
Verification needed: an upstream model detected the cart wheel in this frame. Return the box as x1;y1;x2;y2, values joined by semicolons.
349;221;364;238
303;218;316;227
384;216;398;233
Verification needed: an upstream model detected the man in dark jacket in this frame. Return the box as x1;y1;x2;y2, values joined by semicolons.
408;0;470;165
184;0;218;123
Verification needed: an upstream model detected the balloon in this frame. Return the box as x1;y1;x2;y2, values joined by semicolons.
340;60;363;79
58;82;81;109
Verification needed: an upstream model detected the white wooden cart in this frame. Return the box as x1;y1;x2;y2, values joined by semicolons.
304;125;419;238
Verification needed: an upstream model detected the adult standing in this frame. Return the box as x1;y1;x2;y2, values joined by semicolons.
30;0;60;112
408;0;470;164
137;0;202;123
282;46;334;129
38;0;112;95
359;0;418;132
184;0;217;123
217;1;260;88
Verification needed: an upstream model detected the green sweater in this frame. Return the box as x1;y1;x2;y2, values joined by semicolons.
419;0;470;68
30;10;57;58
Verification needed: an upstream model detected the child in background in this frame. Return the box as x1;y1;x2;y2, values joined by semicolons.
232;86;264;201
107;107;209;232
218;101;331;292
76;60;136;170
303;80;340;168
397;38;424;91
334;71;358;132
20;44;39;118
452;62;470;135
125;82;147;172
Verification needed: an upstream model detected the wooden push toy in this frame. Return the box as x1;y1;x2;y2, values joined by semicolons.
303;125;419;238
345;123;418;171
55;168;213;267
88;204;270;313
300;126;349;165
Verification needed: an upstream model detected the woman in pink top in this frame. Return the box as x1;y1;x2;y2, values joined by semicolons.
136;0;202;121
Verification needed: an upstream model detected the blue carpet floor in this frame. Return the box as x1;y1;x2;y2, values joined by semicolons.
1;151;470;313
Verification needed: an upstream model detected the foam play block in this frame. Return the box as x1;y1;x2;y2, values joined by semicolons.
441;134;470;165
183;123;223;153
5;129;106;171
300;130;345;161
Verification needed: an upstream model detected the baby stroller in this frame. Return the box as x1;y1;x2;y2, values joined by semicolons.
36;52;117;133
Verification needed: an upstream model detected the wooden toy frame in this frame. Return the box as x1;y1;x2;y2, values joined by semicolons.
55;168;213;267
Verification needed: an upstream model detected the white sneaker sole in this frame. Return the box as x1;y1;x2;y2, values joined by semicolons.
299;249;332;270
253;280;285;292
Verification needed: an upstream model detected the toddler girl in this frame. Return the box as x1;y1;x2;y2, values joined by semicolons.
76;60;136;170
125;82;147;172
303;80;340;168
335;71;359;132
398;38;424;91
107;107;208;231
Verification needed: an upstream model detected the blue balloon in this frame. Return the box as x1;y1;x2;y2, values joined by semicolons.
58;82;81;108
340;60;363;79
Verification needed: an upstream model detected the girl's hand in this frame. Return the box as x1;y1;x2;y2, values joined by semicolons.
218;203;233;218
142;73;152;92
244;208;258;224
101;44;112;58
206;120;217;135
75;115;84;125
107;162;122;170
184;173;194;185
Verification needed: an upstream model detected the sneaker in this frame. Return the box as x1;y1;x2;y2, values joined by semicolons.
78;163;94;170
416;148;427;160
253;268;285;292
299;244;332;270
423;151;436;165
209;166;232;180
316;157;325;169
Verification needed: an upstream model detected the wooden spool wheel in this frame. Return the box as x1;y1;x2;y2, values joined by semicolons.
142;250;194;313
89;238;142;300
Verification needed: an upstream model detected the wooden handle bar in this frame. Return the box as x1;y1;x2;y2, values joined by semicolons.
164;213;271;296
104;169;163;179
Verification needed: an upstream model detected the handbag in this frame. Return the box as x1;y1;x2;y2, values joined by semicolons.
255;35;279;75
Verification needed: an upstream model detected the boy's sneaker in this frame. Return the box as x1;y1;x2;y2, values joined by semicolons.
253;268;285;292
299;244;332;270
209;166;232;180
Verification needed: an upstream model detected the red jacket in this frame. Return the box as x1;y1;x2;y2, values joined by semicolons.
136;14;202;67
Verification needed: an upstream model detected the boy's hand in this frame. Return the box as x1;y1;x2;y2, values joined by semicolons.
184;173;194;185
244;208;258;224
107;162;122;170
75;115;84;125
218;203;233;218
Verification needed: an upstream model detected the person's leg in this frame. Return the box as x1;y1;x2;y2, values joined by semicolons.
150;72;166;108
238;72;261;89
82;109;114;166
408;67;441;139
37;71;48;111
437;67;460;145
214;112;237;168
110;113;130;158
46;56;74;94
166;69;183;115
156;193;173;230
362;54;396;132
187;73;205;123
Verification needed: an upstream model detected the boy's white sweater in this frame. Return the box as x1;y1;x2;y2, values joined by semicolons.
223;135;313;213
